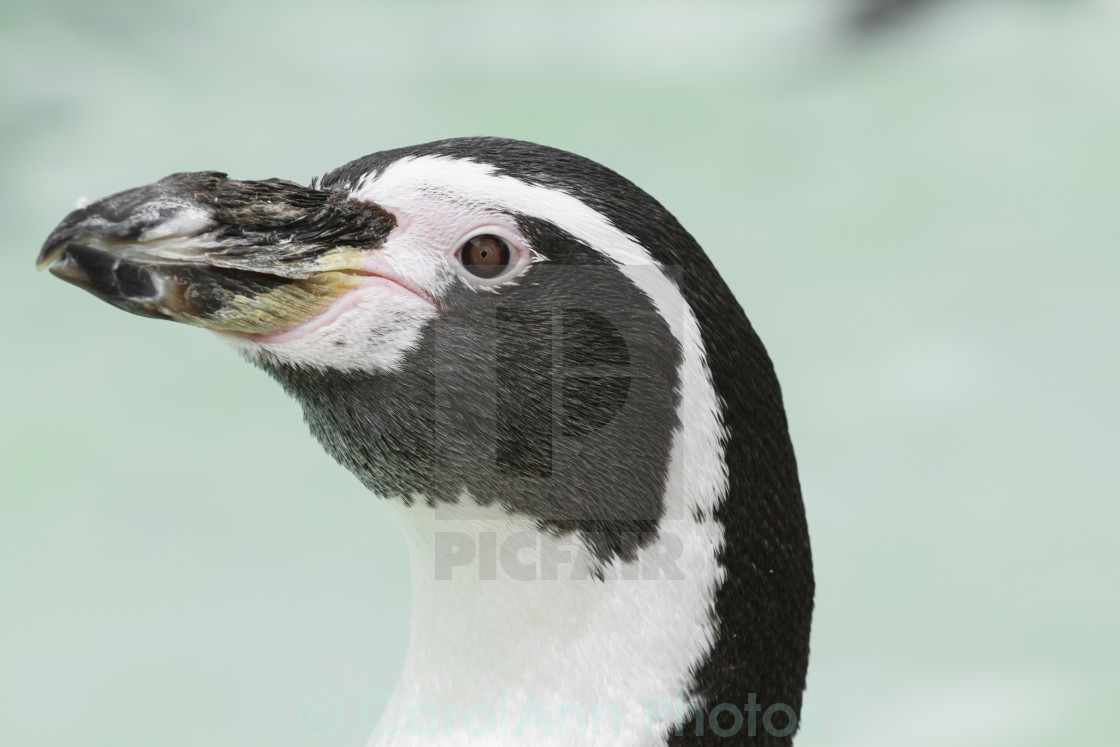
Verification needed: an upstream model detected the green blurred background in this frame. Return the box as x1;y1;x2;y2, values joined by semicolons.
2;1;1117;745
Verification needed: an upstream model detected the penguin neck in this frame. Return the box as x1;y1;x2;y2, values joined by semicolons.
370;496;725;747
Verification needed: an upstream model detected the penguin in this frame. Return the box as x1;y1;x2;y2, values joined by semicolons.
38;137;814;746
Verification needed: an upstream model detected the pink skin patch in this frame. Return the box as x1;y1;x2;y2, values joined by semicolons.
233;253;439;344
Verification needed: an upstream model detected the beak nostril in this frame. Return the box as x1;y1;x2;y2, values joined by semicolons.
114;258;158;300
63;244;120;292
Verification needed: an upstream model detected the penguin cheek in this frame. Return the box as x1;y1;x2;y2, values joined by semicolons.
220;277;439;372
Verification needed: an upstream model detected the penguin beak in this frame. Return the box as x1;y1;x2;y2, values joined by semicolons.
37;171;396;334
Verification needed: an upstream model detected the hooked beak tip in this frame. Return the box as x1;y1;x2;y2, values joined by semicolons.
36;241;66;272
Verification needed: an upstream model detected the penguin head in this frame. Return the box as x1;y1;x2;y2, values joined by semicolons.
39;138;698;564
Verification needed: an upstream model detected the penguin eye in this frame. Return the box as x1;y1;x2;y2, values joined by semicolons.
457;234;513;279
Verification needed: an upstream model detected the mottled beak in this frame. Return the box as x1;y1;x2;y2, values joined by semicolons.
38;171;395;334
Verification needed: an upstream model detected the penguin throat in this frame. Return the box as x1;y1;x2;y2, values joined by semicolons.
369;496;724;747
